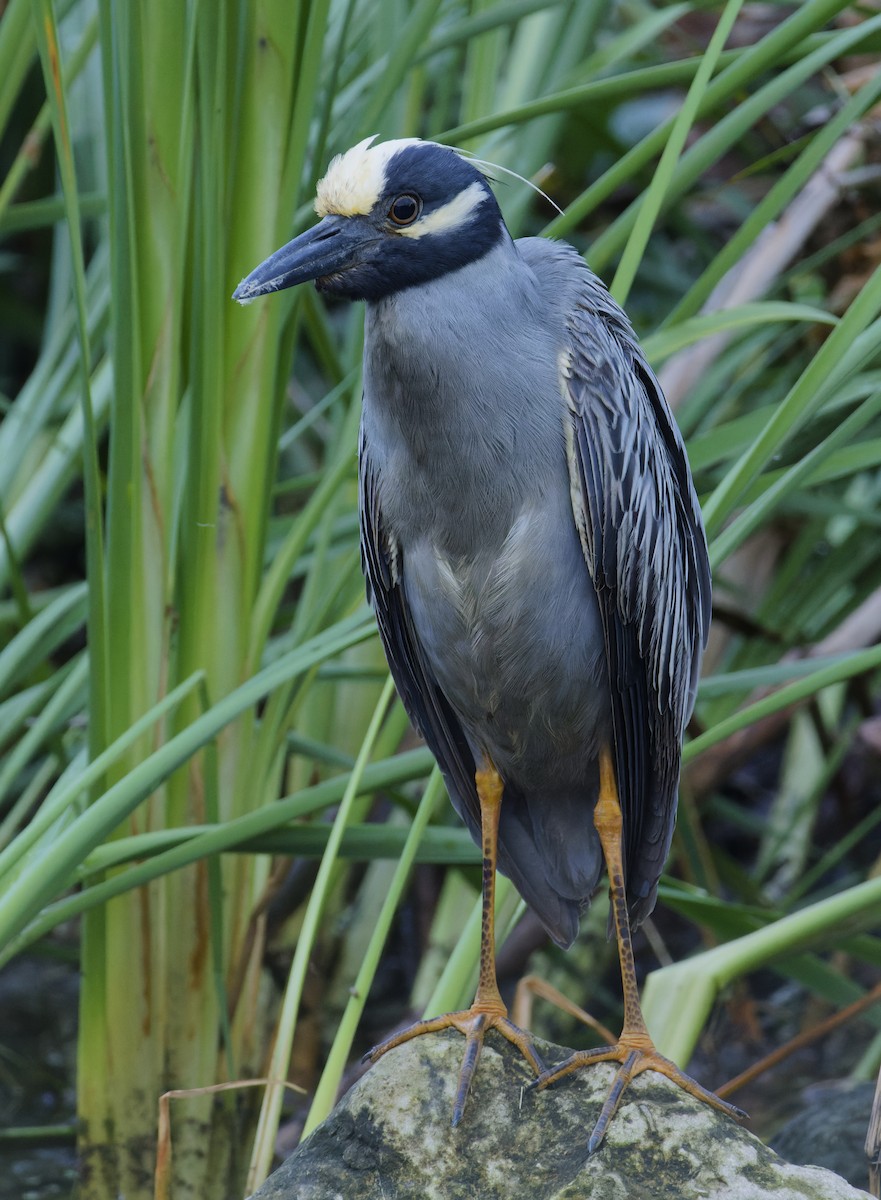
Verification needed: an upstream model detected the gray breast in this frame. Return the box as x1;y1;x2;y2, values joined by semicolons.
361;238;611;789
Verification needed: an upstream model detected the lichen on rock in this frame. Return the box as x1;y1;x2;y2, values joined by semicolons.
248;1033;873;1200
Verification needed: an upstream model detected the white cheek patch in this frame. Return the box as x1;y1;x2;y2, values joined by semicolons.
315;135;421;217
398;181;490;239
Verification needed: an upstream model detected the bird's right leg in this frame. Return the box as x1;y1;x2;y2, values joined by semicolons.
364;760;545;1125
532;745;744;1151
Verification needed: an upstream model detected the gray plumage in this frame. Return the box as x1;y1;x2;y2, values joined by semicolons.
360;235;709;949
235;138;711;952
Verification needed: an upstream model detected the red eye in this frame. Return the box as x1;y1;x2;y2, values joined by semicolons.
389;194;421;226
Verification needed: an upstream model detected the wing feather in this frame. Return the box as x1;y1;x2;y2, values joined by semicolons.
563;277;711;924
358;424;481;830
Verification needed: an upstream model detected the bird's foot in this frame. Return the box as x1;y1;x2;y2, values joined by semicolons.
364;1003;546;1126
533;1031;746;1153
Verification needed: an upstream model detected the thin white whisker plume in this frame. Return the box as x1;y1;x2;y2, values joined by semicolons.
451;147;565;218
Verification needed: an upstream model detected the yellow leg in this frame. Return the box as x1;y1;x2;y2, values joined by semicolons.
473;763;506;1012
534;746;745;1152
364;761;545;1126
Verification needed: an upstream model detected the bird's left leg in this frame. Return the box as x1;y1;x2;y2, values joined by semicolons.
533;745;745;1152
364;760;545;1125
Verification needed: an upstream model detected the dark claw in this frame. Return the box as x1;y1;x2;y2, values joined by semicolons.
452;1020;486;1127
586;1129;605;1156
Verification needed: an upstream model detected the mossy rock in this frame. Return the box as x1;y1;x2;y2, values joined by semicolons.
250;1033;872;1199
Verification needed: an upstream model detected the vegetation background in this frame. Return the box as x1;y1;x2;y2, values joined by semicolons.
1;0;881;1197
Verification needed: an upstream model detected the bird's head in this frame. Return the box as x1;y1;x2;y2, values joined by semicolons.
233;137;506;304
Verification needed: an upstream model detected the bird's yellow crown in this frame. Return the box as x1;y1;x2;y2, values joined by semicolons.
315;135;421;218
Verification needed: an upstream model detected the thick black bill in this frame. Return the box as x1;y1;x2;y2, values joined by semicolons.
232;214;374;302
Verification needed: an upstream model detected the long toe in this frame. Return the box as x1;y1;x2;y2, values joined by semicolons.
534;1038;746;1153
365;1007;546;1127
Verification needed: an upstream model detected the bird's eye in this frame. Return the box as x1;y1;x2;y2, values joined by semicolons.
388;194;421;226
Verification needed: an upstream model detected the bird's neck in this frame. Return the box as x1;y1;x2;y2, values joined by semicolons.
361;242;563;549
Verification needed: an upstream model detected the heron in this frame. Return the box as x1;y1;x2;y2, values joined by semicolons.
234;136;743;1151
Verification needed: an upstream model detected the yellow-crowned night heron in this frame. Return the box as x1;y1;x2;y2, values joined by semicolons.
235;137;743;1151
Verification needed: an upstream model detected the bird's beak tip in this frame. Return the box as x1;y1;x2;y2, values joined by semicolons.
233;216;361;305
232;277;262;304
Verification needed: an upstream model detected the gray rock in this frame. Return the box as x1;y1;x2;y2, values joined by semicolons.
251;1033;872;1200
770;1081;875;1188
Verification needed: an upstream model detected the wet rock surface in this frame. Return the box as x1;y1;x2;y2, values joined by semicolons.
0;956;78;1199
770;1080;875;1190
249;1032;872;1200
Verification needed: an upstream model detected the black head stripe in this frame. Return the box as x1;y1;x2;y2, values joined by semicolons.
318;142;507;302
379;143;493;214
